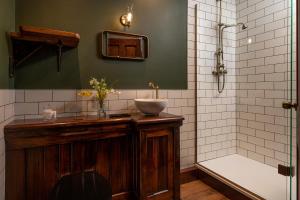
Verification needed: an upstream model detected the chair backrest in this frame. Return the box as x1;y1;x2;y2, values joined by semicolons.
51;171;112;200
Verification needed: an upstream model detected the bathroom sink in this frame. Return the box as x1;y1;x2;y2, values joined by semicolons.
134;99;167;115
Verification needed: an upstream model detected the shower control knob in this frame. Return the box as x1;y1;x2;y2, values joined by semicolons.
212;69;228;76
282;102;298;110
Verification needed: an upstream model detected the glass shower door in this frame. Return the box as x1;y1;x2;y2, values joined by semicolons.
287;0;297;199
194;0;298;199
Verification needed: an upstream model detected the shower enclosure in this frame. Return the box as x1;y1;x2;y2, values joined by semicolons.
195;0;298;199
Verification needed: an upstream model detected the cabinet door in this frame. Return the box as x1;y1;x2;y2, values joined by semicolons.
140;128;174;200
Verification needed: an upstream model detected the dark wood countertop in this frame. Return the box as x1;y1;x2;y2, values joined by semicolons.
131;112;184;125
5;112;184;132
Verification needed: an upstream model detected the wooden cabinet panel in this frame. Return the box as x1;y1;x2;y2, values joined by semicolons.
59;144;72;177
26;148;45;200
84;141;97;171
5;150;25;200
44;146;59;200
141;129;173;198
137;127;180;200
72;142;86;173
110;136;133;194
6;136;134;200
96;140;111;179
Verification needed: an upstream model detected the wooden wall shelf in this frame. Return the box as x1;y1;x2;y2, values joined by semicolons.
8;26;80;77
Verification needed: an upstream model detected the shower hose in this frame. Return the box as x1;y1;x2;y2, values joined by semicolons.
217;71;225;93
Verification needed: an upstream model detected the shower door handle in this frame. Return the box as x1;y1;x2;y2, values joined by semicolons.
282;102;298;110
278;164;295;177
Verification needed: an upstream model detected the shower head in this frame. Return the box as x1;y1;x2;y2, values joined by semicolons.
241;23;248;30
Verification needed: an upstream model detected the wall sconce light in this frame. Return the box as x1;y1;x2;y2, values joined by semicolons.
120;6;133;27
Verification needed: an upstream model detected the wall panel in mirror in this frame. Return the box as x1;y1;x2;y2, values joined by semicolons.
101;31;148;61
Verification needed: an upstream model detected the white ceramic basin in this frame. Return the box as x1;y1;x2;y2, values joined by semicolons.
134;99;168;115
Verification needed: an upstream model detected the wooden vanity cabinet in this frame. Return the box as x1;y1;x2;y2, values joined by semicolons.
4;113;183;200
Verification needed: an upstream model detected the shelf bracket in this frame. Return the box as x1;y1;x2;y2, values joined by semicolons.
8;26;80;77
57;41;63;72
9;56;14;78
9;44;44;78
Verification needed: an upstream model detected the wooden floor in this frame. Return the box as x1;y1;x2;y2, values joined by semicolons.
181;180;230;200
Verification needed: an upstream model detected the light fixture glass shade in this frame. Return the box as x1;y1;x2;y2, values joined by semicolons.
127;12;133;22
120;12;132;27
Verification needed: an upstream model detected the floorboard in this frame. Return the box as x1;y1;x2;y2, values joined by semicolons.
181;180;230;200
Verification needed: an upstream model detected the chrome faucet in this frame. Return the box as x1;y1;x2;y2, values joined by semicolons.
149;82;159;99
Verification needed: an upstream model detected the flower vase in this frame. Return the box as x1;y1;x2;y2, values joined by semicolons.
97;102;107;118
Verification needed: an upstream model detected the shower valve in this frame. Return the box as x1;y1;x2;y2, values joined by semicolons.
212;68;227;76
222;69;228;74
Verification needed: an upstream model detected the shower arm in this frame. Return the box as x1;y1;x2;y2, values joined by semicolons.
223;23;246;29
219;22;246;65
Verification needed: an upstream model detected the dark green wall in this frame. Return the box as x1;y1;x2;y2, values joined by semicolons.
14;0;187;89
0;0;14;89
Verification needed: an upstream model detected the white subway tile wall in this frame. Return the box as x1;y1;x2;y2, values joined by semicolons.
236;0;296;168
190;0;238;162
0;90;15;200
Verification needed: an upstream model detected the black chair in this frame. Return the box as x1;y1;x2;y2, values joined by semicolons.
51;171;112;200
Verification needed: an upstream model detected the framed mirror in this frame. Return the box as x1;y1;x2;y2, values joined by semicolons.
101;31;148;60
